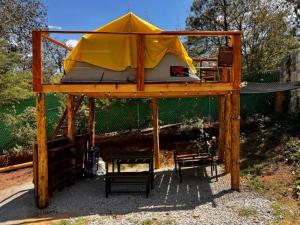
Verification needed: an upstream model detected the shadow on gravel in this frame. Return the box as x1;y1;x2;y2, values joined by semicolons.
0;167;232;224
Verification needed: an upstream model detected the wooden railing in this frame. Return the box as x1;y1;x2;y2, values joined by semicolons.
32;30;242;97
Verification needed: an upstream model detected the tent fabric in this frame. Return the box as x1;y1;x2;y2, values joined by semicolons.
241;82;300;94
64;12;196;73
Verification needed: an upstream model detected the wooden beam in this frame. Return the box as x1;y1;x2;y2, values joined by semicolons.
217;95;225;162
35;93;48;208
225;93;232;173
275;92;284;113
71;91;228;99
67;95;75;142
32;31;42;92
231;34;241;89
41;83;234;93
222;67;228;82
152;98;160;169
42;34;72;51
88;97;95;147
231;91;240;191
38;30;242;36
62;95;85;137
192;57;218;62
137;35;145;91
0;161;33;173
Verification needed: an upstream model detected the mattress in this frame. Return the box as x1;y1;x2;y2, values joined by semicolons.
61;53;200;83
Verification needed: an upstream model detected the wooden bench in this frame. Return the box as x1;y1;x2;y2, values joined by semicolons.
105;172;150;198
174;137;218;183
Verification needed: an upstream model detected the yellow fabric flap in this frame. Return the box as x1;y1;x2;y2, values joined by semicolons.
64;12;196;73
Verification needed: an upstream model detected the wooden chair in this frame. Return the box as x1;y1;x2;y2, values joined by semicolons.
174;134;218;183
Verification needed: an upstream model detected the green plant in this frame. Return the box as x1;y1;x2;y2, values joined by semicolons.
237;207;258;217
2;106;36;150
141;218;174;225
285;138;300;199
248;177;265;192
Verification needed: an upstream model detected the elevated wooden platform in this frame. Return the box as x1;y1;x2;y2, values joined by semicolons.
32;30;241;209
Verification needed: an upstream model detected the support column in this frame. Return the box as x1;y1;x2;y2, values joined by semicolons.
275;92;284;113
217;95;225;162
152;97;160;169
231;91;240;190
88;97;95;148
225;93;232;173
67;95;75;142
35;93;48;208
230;33;241;191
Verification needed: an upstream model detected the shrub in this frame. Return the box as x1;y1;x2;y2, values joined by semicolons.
2;106;36;150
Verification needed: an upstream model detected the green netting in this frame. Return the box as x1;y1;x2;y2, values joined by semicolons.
0;92;276;153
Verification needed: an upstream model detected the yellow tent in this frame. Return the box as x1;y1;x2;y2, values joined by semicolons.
64;12;196;73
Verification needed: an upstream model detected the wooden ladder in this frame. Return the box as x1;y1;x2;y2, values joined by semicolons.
50;95;85;141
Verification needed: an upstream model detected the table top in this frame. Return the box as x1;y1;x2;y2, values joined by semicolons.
106;149;153;160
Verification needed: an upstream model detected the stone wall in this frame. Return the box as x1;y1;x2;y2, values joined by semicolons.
281;50;300;112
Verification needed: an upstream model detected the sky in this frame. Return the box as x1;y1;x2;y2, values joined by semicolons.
43;0;194;43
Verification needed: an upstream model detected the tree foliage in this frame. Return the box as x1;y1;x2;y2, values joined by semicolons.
186;0;299;74
0;0;47;67
0;39;32;104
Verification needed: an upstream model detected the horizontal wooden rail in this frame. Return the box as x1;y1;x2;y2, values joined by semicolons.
41;82;234;93
35;30;242;36
0;162;33;173
193;57;218;62
71;91;230;98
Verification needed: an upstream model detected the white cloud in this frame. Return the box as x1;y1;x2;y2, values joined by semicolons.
48;25;62;30
66;39;78;48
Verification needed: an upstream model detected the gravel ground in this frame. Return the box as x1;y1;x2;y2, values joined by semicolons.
0;166;276;225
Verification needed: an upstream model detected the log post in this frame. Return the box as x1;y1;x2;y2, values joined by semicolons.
35;93;48;208
152;97;160;169
33;144;38;200
217;96;225;161
32;31;42;92
67;95;75;142
231;91;240;190
225;93;232;173
88;97;95;147
275;91;284;113
230;33;241;191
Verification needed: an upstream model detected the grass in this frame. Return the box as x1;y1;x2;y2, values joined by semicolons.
237;207;258;217
140;218;175;225
50;217;88;225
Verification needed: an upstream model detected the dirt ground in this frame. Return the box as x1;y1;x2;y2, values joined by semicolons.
0;167;32;191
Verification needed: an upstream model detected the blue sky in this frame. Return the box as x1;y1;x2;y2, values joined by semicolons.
43;0;194;42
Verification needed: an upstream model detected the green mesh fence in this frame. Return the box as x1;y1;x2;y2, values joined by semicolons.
0;92;276;153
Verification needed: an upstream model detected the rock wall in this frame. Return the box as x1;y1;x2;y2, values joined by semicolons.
281;50;300;112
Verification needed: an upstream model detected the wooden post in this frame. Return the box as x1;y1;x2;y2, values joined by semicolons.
230;33;241;191
217;95;225;162
33;143;38;200
32;31;42;92
67;95;75;142
275;92;284;113
231;91;240;190
136;34;145;91
225;93;232;173
88;97;95;147
152;97;160;169
35;93;48;208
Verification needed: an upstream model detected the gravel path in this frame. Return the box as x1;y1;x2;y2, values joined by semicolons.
0;166;276;225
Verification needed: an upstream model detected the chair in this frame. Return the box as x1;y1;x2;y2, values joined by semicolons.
174;134;218;183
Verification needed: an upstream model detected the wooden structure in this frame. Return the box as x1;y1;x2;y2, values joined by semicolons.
32;30;241;208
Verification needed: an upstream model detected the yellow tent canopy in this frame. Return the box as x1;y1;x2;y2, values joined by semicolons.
64;12;196;73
